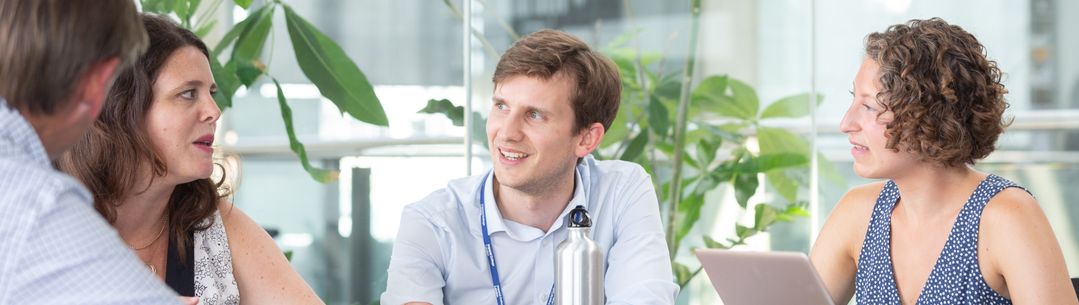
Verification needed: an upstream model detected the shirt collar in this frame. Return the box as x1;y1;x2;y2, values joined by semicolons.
478;162;590;241
0;98;50;168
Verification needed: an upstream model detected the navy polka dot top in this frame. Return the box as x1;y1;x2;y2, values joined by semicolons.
855;174;1024;305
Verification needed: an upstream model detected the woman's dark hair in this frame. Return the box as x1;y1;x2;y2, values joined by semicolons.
865;18;1010;167
57;13;225;262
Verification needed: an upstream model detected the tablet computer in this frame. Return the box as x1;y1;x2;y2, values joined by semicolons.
695;249;835;305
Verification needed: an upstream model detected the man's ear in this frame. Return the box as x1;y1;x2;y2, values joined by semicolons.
73;57;121;119
574;122;606;158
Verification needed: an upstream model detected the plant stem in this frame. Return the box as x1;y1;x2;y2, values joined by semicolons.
666;0;702;258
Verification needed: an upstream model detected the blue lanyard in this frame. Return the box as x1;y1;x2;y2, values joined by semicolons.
479;173;555;305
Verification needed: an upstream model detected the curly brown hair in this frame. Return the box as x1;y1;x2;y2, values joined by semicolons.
865;18;1010;167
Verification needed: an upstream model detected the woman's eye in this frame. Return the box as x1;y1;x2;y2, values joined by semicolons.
180;90;196;100
862;103;875;112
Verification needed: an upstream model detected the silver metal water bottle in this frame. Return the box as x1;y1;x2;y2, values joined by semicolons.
555;205;604;305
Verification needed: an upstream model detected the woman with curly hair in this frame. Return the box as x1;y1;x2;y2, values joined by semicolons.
56;14;323;305
810;18;1078;305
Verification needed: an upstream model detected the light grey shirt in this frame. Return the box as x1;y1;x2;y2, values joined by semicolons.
381;156;679;305
0;99;180;305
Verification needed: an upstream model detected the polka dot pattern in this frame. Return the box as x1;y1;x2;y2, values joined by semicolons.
855;174;1023;305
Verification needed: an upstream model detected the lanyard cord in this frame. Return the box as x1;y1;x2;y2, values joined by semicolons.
479;173;555;305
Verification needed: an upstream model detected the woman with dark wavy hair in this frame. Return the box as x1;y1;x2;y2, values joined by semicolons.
810;18;1077;305
57;14;323;305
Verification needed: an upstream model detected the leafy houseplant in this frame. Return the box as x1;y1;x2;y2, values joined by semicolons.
141;0;388;182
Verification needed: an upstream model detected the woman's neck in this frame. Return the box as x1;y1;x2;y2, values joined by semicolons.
890;164;985;223
113;176;174;237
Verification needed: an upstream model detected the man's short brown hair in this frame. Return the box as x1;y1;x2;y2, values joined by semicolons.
0;0;147;114
865;18;1009;167
493;29;621;132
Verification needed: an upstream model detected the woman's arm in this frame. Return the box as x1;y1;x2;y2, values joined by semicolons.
810;182;882;305
982;188;1079;305
218;201;324;305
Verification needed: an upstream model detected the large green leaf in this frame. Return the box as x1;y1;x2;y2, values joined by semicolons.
702;235;729;249
230;5;273;86
284;5;388;126
732;171;758;209
766;170;800;202
735;224;757;240
760;93;823;119
648;95;670;139
690;75;729;115
193;19;218;37
620;131;649;161
600;107;628;148
675;194;705;244
271;79;338;182
418;99;464;126
695;139;720;170
753;204;779;231
212;9;258;55
673;262;693;289
757;153;808;172
140;0;174;14
233;0;253;9
758;127;809;155
416;99;488;149
210;56;240;110
722;78;759;120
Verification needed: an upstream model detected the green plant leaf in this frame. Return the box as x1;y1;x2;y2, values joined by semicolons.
283;249;293;262
212;10;257;55
284;5;388;126
272;78;338;183
418;99;464;126
648;94;670;139
758;127;809;155
776;202;810;222
675;194;705;244
194;19;218;37
692;173;718;196
620;131;649;161
766;170;800;202
732;171;758;209
753;204;779;230
818;152;847;185
210;56;240;110
723;78;760;120
230;4;274;70
760;93;823;119
469;112;489;149
757;153;808;172
735;224;757;240
600;107;629;148
695;139;719;170
233;0;253;9
141;0;174;14
673;262;693;289
702;235;729;249
235;61;265;86
690;75;729;115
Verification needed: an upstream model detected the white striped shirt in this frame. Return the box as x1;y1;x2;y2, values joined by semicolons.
0;98;180;305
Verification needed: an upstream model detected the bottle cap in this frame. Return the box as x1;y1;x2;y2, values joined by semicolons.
567;205;592;228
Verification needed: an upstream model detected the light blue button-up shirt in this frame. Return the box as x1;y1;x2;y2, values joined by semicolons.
382;156;678;305
0;99;180;305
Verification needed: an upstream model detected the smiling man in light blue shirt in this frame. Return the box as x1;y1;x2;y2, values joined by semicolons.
382;29;678;305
